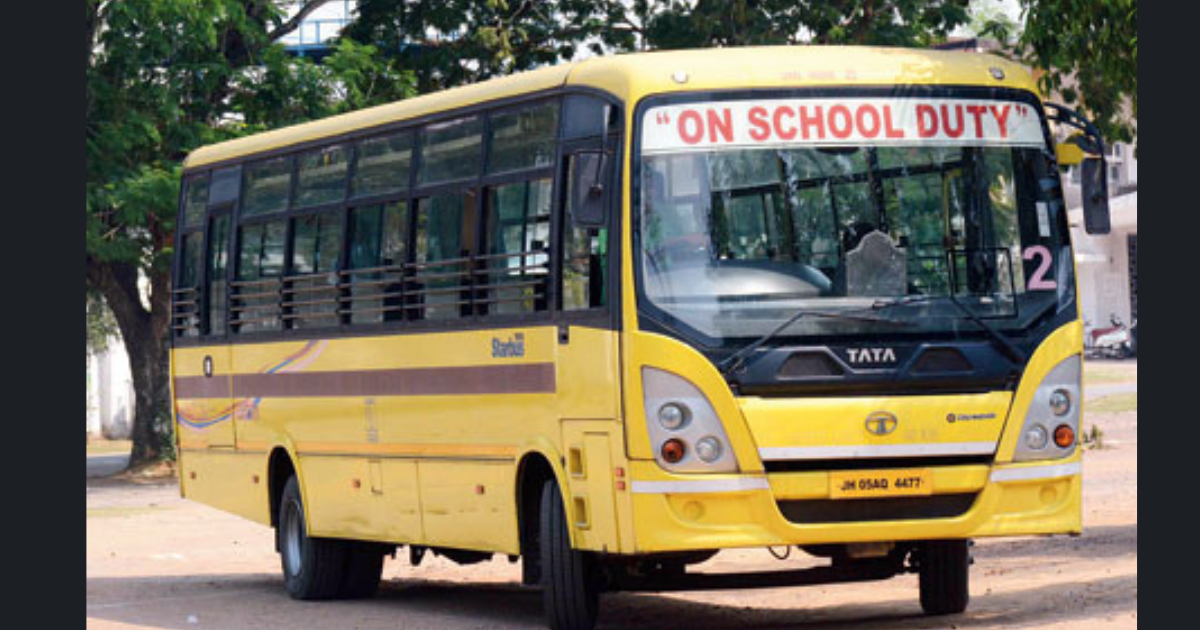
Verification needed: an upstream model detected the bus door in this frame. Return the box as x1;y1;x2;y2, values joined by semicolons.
200;206;235;448
554;122;623;550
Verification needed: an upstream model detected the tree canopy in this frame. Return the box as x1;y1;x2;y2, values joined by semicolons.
86;0;414;464
979;0;1137;147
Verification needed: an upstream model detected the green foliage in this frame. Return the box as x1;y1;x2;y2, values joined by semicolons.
86;289;119;355
1012;0;1137;146
342;1;972;91
86;0;415;464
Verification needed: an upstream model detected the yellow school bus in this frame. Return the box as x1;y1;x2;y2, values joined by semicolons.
171;46;1112;629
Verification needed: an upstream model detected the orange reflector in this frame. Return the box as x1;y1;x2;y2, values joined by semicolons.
352;479;361;489
475;484;486;495
1054;424;1075;448
661;439;686;463
614;467;625;478
615;481;626;491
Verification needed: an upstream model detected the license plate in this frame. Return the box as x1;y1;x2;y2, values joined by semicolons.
829;469;932;499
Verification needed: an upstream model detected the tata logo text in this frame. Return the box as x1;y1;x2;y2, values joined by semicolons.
492;333;525;358
865;411;899;436
847;347;897;364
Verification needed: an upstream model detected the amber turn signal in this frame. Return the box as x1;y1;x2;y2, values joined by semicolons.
1054;424;1075;448
661;438;686;463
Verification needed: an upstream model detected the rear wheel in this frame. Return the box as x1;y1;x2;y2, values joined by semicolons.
918;539;970;615
539;479;600;630
278;476;347;600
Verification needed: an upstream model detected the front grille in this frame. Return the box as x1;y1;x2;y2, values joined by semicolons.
763;455;994;473
777;493;978;524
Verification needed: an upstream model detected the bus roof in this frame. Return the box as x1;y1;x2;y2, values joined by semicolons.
183;45;1038;170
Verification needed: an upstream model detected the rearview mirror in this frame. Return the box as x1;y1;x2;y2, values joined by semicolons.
1081;157;1111;235
569;150;610;229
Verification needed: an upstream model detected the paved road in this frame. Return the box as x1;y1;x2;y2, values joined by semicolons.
1085;382;1137;401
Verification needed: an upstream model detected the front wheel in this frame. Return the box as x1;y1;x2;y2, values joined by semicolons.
918;539;970;615
539;479;601;630
278;476;347;600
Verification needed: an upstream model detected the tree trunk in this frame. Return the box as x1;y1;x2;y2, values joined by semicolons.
87;258;174;467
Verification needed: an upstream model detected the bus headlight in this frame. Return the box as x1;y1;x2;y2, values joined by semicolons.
658;403;689;430
641;367;739;473
1013;355;1081;462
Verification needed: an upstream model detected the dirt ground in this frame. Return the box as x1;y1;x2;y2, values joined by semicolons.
86;376;1136;629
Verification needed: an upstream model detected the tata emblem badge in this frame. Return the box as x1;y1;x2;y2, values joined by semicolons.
865;411;898;436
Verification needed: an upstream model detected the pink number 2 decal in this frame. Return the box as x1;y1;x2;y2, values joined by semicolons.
1022;245;1057;290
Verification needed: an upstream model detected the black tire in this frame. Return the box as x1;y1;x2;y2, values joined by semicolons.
540;479;600;630
278;476;347;600
918;539;970;615
338;542;386;599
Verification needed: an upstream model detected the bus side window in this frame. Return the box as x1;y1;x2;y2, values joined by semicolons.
482;179;552;315
414;191;476;320
233;219;286;333
175;230;204;338
205;213;231;336
346;201;409;324
287;210;342;329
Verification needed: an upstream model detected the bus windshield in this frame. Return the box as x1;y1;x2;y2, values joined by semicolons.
636;93;1075;345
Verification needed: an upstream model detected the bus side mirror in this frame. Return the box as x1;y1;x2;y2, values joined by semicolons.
1080;157;1111;235
569;150;611;229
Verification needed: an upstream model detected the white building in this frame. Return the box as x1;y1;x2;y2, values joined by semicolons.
1065;142;1138;330
86;340;135;439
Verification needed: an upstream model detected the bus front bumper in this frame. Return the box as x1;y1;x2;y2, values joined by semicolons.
624;456;1082;553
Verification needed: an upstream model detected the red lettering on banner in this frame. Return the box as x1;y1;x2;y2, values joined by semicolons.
748;107;770;141
774;107;798;140
707;108;733;143
916;105;939;138
966;105;987;138
799;105;825;140
678;110;704;145
882;106;905;138
828;105;853;139
990;105;1011;138
941;104;964;138
856;104;881;138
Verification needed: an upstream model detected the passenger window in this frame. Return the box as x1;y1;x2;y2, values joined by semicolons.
487;103;559;174
347;202;409;324
182;174;209;228
418;117;483;185
483;179;552;314
206;214;231;335
175;231;204;337
415;192;475;320
234;220;286;332
352;132;412;198
287;212;342;329
295;145;348;208
242;157;293;217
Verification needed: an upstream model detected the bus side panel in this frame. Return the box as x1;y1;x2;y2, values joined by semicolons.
176;450;271;525
560;421;622;553
418;460;519;553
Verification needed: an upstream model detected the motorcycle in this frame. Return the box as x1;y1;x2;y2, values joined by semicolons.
1085;314;1134;359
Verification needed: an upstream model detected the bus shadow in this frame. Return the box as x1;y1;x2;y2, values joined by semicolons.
973;523;1137;561
86;569;1136;630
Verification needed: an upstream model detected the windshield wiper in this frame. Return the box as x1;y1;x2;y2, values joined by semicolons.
870;294;1026;364
718;308;915;377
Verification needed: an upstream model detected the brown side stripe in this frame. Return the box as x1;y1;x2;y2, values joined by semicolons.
172;375;230;399
174;363;555;399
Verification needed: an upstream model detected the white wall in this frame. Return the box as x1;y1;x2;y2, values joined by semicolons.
86;339;135;439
